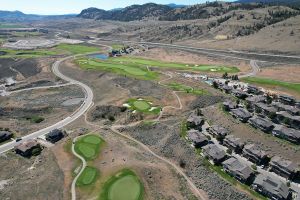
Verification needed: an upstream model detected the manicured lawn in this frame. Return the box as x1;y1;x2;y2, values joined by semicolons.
0;23;25;28
242;77;300;95
56;44;99;54
76;58;158;80
168;82;209;95
126;98;161;115
76;166;99;186
111;44;124;50
110;57;239;73
74;134;104;161
0;48;59;58
100;169;143;200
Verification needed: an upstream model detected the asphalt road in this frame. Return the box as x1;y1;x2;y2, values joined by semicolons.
0;55;94;154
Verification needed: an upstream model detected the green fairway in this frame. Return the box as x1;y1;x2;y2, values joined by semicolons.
76;58;158;80
168;82;209;95
0;48;59;58
76;166;99;186
0;23;25;28
126;99;161;114
111;57;239;73
111;44;124;50
242;77;300;95
56;44;99;54
74;134;104;161
100;169;143;200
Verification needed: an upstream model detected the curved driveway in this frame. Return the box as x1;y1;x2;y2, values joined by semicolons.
0;55;94;154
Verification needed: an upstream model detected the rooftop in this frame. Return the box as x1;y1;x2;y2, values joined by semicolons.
243;144;267;158
231;108;252;119
16;140;39;152
270;156;298;173
249;116;273;128
223;157;253;179
203;144;226;161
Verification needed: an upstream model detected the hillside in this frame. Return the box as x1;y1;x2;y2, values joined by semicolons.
78;3;172;21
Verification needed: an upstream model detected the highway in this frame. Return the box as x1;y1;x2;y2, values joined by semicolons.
0;55;94;154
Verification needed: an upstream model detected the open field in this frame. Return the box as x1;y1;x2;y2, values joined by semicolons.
0;23;26;28
74;134;104;161
0;48;59;58
126;98;161;115
76;166;99;186
100;169;143;200
242;77;300;96
55;44;100;54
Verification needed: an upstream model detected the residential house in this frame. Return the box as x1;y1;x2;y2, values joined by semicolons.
247;85;260;95
232;89;248;99
272;125;300;144
208;125;228;141
46;129;64;143
269;156;298;180
15;140;41;157
230;108;252;122
186;114;204;131
248;116;274;133
186;129;208;148
223;100;237;111
272;102;300;116
221;85;232;94
252;174;291;200
202;144;227;164
254;103;277;118
242;144;269;165
223;157;254;184
277;111;300;130
223;135;245;153
278;95;296;106
245;95;266;111
0;131;13;142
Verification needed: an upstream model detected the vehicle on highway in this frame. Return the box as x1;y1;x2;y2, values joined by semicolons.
15;138;22;142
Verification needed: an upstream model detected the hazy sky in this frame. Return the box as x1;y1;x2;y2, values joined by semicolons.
0;0;231;15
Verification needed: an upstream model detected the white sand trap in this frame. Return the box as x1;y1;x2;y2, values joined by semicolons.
149;107;157;111
122;103;131;108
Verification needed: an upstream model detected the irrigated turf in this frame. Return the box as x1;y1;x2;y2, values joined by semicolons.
127;99;161;114
133;101;151;111
168;82;209;95
0;48;59;58
74;134;104;161
76;166;99;186
242;77;300;95
76;58;158;80
100;169;143;200
56;44;100;54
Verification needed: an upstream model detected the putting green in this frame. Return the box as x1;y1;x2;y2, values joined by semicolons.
76;166;98;186
133;100;151;111
100;169;143;200
74;134;104;161
108;175;141;200
83;135;102;145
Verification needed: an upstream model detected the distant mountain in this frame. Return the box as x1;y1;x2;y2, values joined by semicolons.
0;10;76;22
78;3;173;21
166;3;187;9
236;0;300;7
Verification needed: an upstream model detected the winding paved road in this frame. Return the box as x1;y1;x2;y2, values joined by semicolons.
0;55;94;154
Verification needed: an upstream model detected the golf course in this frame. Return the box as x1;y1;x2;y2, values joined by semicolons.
74;134;104;161
125;98;161;114
76;166;99;186
168;82;209;95
100;169;143;200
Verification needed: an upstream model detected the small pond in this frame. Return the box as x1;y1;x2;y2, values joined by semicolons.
89;53;108;60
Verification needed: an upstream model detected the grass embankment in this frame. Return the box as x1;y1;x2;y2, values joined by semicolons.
0;48;59;58
74;134;104;187
76;58;158;80
112;57;240;73
242;77;300;96
126;98;161;115
55;44;100;54
111;44;125;50
168;82;209;95
100;169;144;200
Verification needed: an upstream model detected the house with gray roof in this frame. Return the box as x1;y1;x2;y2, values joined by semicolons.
272;125;300;144
247;85;261;95
15;140;42;157
208;125;228;141
186;129;208;148
272;102;300;116
242;144;269;165
254;103;277;118
223;100;237;111
277;111;300;130
232;89;248;99
0;131;13;143
230;108;252;122
252;174;291;200
249;116;274;133
223;157;254;183
187;114;204;131
269;156;298;180
202;144;227;165
245;95;266;111
223;135;245;154
278;95;296;106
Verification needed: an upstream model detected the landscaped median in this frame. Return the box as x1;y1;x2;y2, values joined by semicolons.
100;169;144;200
